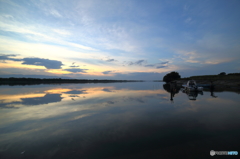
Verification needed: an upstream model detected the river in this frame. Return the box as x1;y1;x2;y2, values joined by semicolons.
0;82;239;158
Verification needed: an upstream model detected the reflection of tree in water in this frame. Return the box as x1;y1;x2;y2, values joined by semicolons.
163;83;180;94
163;83;181;102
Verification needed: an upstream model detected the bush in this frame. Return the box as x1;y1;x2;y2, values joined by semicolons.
218;72;226;75
163;71;181;83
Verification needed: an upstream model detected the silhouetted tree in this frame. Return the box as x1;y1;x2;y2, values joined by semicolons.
218;72;226;75
163;71;181;83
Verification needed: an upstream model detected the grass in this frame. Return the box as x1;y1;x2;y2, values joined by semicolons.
180;74;240;81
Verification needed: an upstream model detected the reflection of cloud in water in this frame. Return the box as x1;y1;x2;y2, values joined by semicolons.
106;101;115;104
71;113;96;120
0;102;19;109
123;97;145;103
156;94;166;97
21;94;62;105
145;94;168;98
0;93;63;108
102;88;112;92
1;83;240;159
69;95;79;97
156;94;169;101
63;90;87;94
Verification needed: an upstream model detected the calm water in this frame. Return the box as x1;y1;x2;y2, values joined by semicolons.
0;82;239;159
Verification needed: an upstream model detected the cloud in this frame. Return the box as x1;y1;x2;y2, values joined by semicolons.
135;60;145;65
106;59;116;62
112;72;166;80
0;54;22;62
204;58;233;65
160;61;169;64
69;62;80;67
144;61;169;68
174;51;203;64
0;20;97;51
53;29;71;36
185;17;192;23
102;71;113;74
49;9;62;18
69;65;80;67
127;60;147;66
156;66;167;69
0;74;72;79
1;55;64;70
22;58;63;69
65;68;88;73
145;64;155;67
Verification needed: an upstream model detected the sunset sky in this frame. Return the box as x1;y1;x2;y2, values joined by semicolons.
0;0;240;80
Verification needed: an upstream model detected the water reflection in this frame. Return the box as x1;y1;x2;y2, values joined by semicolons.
63;90;87;94
182;90;203;100
210;84;218;98
0;93;63;108
163;83;181;102
0;82;240;159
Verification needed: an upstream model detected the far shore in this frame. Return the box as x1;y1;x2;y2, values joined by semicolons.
0;78;144;85
175;79;240;92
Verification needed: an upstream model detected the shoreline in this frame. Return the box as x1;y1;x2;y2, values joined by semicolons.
0;78;144;85
175;79;240;92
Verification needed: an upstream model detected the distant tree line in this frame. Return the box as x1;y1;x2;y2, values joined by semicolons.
181;72;240;80
0;77;144;85
162;71;240;82
218;72;240;76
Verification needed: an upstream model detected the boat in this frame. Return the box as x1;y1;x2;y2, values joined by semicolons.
182;80;203;92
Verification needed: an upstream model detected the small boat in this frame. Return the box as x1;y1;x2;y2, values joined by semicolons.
182;80;203;92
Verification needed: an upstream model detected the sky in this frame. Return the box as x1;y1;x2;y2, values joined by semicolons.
0;0;240;80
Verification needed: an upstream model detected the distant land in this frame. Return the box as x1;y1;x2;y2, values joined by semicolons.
0;74;73;79
152;72;240;91
0;77;144;85
176;73;240;90
181;73;240;81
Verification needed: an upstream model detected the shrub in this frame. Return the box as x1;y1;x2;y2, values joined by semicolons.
163;71;181;83
218;72;226;75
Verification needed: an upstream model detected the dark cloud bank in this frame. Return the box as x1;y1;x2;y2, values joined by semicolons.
65;68;88;73
1;54;90;73
0;54;63;69
124;59;169;69
22;58;63;69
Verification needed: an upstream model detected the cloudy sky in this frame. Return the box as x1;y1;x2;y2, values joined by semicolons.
0;0;240;80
